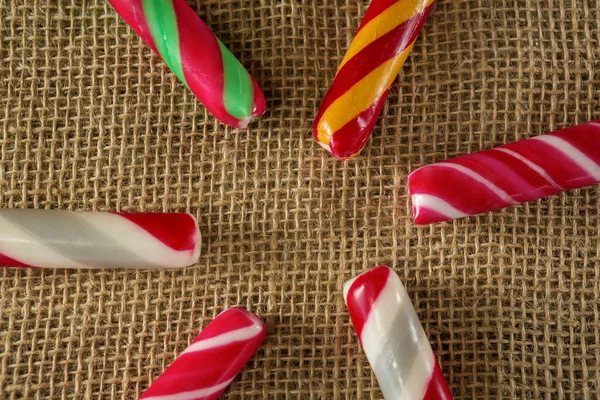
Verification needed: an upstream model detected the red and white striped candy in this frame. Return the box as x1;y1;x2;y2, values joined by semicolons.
344;266;452;400
0;209;200;269
408;120;600;224
140;308;266;400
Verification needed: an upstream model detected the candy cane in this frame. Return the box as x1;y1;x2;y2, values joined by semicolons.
344;266;453;400
314;0;434;159
408;120;600;224
0;210;200;269
107;0;266;128
140;308;266;400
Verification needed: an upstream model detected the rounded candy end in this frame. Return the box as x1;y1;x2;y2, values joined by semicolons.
236;116;254;129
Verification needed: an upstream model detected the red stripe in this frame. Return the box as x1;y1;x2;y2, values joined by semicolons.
107;0;159;54
172;0;236;126
345;266;391;338
0;253;37;268
315;8;430;123
115;212;198;252
251;77;267;117
423;360;453;400
326;92;389;159
357;0;404;33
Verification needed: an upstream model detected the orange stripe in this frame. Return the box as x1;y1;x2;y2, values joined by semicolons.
317;43;415;145
357;0;404;33
338;0;434;71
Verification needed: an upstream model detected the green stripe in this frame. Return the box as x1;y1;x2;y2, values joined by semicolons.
218;40;254;119
142;0;187;86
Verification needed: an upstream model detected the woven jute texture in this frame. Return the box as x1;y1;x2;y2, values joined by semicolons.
1;0;600;398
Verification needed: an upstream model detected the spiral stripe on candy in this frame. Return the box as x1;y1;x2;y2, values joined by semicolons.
107;0;266;128
313;0;434;160
0;210;200;269
344;266;453;400
408;120;600;224
140;308;266;400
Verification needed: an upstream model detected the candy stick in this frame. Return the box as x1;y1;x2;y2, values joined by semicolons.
140;308;266;400
344;266;453;400
0;210;200;269
408;120;600;224
107;0;266;128
313;0;434;160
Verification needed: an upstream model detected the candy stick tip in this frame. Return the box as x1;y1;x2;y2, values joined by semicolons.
184;212;201;265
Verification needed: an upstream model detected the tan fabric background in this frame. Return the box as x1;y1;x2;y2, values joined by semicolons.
1;0;599;398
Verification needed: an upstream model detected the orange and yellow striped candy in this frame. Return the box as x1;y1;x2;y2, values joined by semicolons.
313;0;435;160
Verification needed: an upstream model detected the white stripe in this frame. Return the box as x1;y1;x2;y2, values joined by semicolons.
318;141;332;153
237;116;253;129
411;194;468;220
532;135;600;180
433;163;516;204
181;324;264;355
399;349;436;400
141;378;234;400
80;213;198;269
494;147;564;190
0;215;90;268
397;298;436;400
342;277;356;303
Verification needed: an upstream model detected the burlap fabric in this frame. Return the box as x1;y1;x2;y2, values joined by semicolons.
1;0;599;398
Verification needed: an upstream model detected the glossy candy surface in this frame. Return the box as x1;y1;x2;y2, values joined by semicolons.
108;0;266;128
140;308;266;400
313;0;434;160
408;120;600;224
0;210;200;269
344;266;453;400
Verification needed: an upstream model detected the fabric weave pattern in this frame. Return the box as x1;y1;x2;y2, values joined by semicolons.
1;0;599;398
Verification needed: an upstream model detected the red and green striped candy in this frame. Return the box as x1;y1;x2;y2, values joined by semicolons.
108;0;266;128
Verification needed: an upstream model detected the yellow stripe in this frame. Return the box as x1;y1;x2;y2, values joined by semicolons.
317;44;415;145
338;0;434;71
